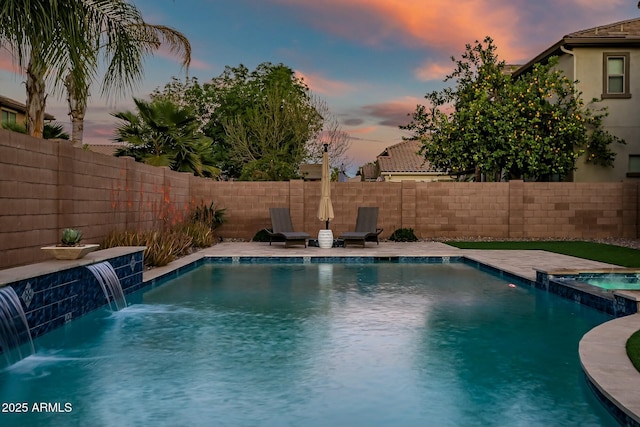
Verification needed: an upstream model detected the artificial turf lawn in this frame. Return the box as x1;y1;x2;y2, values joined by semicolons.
445;241;640;268
627;329;640;374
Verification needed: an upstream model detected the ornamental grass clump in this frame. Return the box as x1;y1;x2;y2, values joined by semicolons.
143;230;193;267
177;221;215;248
101;229;193;267
102;198;227;267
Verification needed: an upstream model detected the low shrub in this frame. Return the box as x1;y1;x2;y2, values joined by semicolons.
389;228;418;242
252;228;271;242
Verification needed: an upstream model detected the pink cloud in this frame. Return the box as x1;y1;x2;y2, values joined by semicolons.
80;118;120;144
360;96;422;127
414;61;452;82
186;58;212;71
347;125;378;134
272;0;632;66
0;50;23;74
571;0;625;10
295;70;354;96
153;45;211;71
273;0;529;62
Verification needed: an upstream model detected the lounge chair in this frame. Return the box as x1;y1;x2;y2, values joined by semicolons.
264;208;310;248
339;207;383;248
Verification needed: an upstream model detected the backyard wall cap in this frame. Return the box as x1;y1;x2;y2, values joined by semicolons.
0;246;146;287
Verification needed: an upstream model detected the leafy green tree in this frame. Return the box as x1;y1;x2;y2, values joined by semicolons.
223;83;322;180
507;60;622;180
152;62;323;180
403;37;623;181
403;37;513;181
113;98;220;178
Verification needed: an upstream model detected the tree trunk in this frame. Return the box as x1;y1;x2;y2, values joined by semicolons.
474;165;481;182
25;58;47;138
65;73;87;146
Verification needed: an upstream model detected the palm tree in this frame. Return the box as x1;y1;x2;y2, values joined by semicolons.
0;0;191;143
1;0;91;137
65;18;191;146
113;98;220;178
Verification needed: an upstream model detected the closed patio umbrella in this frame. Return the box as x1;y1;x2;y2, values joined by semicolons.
317;144;334;229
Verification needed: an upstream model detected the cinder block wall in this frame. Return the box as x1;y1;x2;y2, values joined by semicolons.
1;131;60;267
1;129;638;269
520;182;629;239
414;182;510;238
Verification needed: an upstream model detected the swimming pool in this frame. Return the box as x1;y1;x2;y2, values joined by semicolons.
0;262;618;426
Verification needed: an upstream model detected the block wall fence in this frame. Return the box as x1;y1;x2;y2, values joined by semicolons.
1;129;638;269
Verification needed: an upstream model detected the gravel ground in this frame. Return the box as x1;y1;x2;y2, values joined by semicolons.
431;237;640;250
591;238;640;250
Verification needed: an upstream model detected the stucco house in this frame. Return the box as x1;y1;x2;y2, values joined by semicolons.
359;140;451;182
512;18;640;182
0;95;55;126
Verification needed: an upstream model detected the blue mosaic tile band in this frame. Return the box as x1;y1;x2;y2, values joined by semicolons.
536;271;638;317
584;374;640;427
1;250;144;356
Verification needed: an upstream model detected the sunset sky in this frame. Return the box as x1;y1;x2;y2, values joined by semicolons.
0;0;636;175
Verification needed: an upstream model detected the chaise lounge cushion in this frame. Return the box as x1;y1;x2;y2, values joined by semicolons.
265;208;310;248
339;207;383;248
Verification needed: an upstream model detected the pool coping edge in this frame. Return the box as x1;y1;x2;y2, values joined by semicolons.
580;314;640;427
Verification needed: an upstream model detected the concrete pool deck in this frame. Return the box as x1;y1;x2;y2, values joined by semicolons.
143;241;640;426
143;241;628;282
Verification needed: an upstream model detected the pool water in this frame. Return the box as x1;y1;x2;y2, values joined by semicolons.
0;262;618;427
582;278;640;291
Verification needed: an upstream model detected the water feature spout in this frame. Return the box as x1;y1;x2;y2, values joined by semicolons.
0;287;35;366
87;262;127;311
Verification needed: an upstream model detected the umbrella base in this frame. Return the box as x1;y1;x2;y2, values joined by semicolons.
317;230;334;249
308;238;344;248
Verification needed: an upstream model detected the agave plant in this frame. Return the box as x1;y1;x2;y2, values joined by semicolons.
60;228;83;246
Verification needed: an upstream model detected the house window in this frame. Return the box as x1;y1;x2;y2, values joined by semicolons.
628;155;640;177
602;52;630;99
1;109;17;124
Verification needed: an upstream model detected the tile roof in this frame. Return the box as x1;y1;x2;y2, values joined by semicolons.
359;163;379;180
566;17;640;39
377;140;436;173
513;17;640;78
